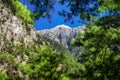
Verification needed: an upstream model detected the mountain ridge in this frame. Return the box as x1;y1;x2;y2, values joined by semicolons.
37;24;85;47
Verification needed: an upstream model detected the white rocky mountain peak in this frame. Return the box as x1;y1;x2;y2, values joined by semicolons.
53;24;72;29
37;24;85;47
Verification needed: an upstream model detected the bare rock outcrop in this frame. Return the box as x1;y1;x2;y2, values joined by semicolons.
37;24;85;47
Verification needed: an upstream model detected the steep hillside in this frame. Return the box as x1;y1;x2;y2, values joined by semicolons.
0;1;52;52
0;1;81;79
41;36;71;54
0;1;36;48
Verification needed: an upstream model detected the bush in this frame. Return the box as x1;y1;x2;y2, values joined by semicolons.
74;26;120;80
8;0;34;24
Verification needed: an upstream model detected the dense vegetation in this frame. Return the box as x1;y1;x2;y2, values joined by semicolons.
4;0;34;23
41;36;71;54
74;26;120;80
0;41;81;80
0;0;120;80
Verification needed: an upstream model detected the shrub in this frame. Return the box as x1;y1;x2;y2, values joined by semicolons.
8;0;34;24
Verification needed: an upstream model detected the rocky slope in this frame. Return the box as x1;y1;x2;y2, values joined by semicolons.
0;1;71;54
37;24;85;56
0;1;51;53
37;24;85;47
0;2;37;48
0;1;42;79
0;1;80;79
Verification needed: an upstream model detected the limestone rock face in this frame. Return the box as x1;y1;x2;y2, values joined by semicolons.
0;2;37;51
37;24;85;47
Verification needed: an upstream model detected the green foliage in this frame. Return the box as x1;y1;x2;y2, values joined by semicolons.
74;26;120;80
98;0;120;11
0;52;21;79
95;15;120;28
1;0;120;80
6;0;120;26
7;0;34;24
41;36;71;54
0;71;9;80
0;40;80;80
20;45;80;80
21;46;62;79
29;0;54;19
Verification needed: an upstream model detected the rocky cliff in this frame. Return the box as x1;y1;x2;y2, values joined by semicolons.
0;1;38;51
37;24;85;47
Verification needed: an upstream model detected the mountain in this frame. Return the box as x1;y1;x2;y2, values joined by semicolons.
0;1;70;54
0;1;88;80
37;24;85;56
0;1;76;79
37;24;85;47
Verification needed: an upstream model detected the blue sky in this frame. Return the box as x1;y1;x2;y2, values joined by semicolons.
20;0;85;30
